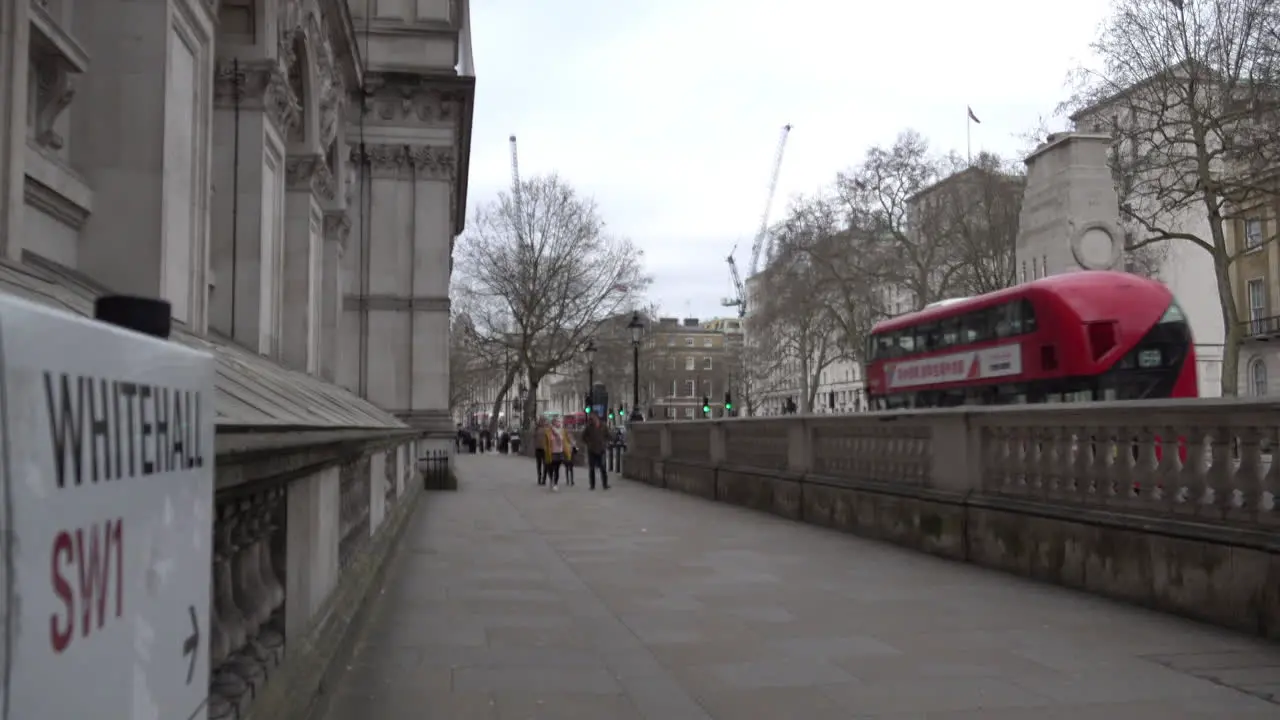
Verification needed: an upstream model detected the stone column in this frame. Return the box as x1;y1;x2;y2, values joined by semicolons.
72;0;216;330
280;153;333;373
283;466;339;640
209;58;296;352
1015;132;1123;278
0;0;29;261
320;210;349;382
343;137;456;433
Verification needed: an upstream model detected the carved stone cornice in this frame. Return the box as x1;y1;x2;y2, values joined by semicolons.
214;59;300;136
285;153;336;200
360;72;465;126
323;210;351;253
349;144;456;181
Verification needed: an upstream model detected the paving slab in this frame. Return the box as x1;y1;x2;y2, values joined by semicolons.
321;455;1280;719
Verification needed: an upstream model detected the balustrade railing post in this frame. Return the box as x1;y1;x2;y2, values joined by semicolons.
927;412;981;492
709;421;726;465
786;418;811;475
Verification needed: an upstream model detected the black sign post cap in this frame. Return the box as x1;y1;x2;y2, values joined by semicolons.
95;295;172;339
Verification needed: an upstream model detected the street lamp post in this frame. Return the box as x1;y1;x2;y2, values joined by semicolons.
627;311;645;422
584;339;597;414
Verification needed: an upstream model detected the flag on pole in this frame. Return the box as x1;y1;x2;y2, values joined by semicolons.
967;106;981;124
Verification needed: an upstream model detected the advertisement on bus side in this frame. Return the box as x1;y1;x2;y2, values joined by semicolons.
885;343;1022;391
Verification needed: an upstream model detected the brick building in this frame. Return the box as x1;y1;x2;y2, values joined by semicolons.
645;317;743;420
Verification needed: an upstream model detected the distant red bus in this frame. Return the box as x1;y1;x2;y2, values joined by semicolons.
865;271;1198;409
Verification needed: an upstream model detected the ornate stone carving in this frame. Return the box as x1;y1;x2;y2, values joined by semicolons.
214;60;300;136
28;5;89;152
351;144;406;179
324;211;352;253
349;144;456;181
408;145;456;180
362;74;462;126
285;153;336;200
32;61;75;150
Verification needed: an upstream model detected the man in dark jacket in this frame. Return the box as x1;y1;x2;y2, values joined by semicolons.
581;415;610;490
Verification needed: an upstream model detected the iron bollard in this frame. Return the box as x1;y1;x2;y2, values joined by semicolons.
606;443;625;472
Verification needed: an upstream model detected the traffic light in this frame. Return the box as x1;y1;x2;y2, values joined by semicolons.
584;392;591;413
724;391;733;412
702;395;710;415
608;407;615;420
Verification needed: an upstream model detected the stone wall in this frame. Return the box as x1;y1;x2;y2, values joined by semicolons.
625;404;1280;641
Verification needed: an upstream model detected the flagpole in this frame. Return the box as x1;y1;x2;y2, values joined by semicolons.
966;110;972;164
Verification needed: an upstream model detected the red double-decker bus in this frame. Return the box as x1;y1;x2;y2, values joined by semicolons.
864;271;1198;409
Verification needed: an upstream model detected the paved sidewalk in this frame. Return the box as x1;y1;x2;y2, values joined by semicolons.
322;454;1280;719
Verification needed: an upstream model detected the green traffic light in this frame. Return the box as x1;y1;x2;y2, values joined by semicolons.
702;406;710;413
585;406;591;412
725;402;733;409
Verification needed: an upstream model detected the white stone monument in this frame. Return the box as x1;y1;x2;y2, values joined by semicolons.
1015;132;1124;280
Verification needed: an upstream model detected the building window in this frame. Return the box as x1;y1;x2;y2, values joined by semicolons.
703;337;713;347
667;336;675;346
1248;278;1267;325
1246;218;1264;250
684;337;694;346
684;380;695;396
685;356;695;370
670;380;677;396
703;357;713;370
1250;357;1268;397
684;407;695;419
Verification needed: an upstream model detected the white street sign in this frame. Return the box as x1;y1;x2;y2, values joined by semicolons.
0;295;214;720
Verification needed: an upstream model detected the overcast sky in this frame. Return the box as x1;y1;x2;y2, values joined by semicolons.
466;0;1113;320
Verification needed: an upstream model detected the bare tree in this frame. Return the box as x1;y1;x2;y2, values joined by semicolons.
836;130;967;309
455;174;648;428
923;151;1023;295
448;313;481;417
752;201;845;413
1063;0;1280;395
733;319;787;416
447;308;517;426
553;310;641;414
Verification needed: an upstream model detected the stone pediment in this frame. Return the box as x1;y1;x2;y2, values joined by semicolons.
2;255;405;432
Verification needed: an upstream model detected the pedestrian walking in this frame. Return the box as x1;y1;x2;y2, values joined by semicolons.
533;417;548;485
563;438;577;487
581;414;610;490
540;416;573;492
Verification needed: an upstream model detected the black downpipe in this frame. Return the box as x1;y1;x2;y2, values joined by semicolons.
229;59;242;337
357;0;372;397
408;144;417;408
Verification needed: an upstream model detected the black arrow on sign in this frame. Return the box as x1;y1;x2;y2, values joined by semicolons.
183;605;200;685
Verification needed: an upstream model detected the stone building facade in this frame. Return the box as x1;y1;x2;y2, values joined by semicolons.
0;1;472;715
0;0;472;427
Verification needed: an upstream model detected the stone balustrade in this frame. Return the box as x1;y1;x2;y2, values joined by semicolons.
624;399;1280;640
209;434;435;720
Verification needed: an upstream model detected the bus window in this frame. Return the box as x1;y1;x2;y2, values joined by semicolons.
995;303;1017;338
918;323;941;352
1021;299;1038;333
875;334;894;359
898;332;915;353
940;317;960;347
965;308;995;343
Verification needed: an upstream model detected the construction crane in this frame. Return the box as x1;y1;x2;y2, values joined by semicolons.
722;123;792;318
509;134;525;244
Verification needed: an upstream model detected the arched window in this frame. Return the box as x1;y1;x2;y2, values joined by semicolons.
1250;357;1268;397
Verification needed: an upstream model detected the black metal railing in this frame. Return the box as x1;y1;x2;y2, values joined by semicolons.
1243;314;1280;339
420;449;453;489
